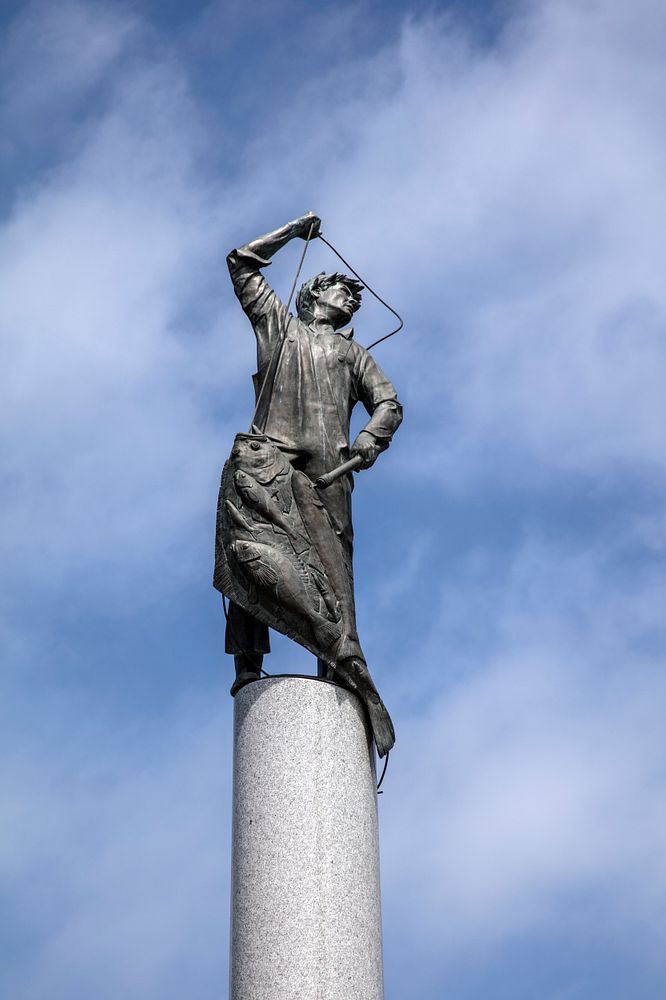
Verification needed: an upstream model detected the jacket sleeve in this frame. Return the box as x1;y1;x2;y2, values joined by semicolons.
226;248;292;375
352;344;404;445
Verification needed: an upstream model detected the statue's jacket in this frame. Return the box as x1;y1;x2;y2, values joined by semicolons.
227;247;403;523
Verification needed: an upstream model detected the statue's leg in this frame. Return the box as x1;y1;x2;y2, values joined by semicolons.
225;600;270;696
317;657;334;679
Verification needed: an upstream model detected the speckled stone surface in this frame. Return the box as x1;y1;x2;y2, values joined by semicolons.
230;675;384;1000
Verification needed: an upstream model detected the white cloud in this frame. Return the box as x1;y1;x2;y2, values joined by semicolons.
380;536;666;970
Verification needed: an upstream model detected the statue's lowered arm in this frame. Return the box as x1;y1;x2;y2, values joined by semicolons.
350;352;403;469
320;397;402;486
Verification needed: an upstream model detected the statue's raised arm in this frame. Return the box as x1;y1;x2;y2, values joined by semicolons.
233;211;320;262
226;213;321;375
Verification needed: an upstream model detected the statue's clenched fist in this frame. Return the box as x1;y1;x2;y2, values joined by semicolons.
295;212;321;240
351;430;386;470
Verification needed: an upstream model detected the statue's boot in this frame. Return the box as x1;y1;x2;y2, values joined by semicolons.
333;656;395;758
230;653;263;697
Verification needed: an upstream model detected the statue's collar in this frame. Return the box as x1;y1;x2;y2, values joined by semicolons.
304;322;354;340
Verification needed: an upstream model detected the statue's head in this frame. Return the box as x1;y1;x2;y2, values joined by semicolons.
296;272;363;329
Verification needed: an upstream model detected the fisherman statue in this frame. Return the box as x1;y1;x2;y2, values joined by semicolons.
214;212;403;756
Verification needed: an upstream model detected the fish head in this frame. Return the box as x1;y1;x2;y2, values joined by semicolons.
231;434;279;473
231;539;260;563
233;470;253;489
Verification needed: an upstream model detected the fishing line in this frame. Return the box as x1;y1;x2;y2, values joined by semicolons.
317;234;404;350
376;749;390;792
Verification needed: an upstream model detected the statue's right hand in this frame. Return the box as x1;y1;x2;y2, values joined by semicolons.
295;212;321;240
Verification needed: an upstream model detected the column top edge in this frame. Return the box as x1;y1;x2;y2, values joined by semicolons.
232;673;363;706
243;673;342;689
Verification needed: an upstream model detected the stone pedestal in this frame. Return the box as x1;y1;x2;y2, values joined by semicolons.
230;675;384;1000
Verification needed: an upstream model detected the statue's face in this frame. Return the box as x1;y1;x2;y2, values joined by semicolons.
313;282;355;328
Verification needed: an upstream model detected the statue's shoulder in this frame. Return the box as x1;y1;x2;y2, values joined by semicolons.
344;337;377;371
336;328;366;361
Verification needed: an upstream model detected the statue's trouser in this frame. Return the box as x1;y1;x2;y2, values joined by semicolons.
230;676;384;1000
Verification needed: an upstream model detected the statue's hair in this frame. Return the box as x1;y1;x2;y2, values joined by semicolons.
295;272;363;323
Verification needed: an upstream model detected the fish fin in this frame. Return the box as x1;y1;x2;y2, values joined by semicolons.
309;565;340;620
295;559;324;611
249;559;279;590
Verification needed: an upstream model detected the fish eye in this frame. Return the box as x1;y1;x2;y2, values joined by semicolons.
250;441;261;451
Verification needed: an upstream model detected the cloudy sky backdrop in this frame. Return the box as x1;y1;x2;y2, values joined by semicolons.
2;1;665;997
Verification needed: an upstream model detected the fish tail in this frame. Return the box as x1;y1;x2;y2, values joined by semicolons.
314;618;342;651
332;657;396;758
364;693;396;759
225;499;255;534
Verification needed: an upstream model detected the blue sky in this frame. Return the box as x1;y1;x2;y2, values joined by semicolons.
1;1;665;997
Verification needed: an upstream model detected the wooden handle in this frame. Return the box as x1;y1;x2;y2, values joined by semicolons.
315;455;363;489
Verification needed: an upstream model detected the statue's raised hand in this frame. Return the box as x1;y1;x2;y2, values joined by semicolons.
295;212;321;240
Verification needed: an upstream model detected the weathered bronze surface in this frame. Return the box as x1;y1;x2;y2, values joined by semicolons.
214;213;403;755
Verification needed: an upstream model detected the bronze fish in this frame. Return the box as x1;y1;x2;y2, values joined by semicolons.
231;539;341;652
233;470;309;554
230;433;290;485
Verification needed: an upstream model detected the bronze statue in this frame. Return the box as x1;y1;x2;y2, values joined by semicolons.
214;213;403;756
